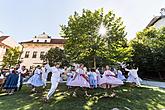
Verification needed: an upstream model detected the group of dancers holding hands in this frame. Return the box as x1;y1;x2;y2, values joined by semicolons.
0;62;142;101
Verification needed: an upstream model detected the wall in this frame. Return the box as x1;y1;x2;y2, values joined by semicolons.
154;17;165;28
0;46;7;66
20;43;64;68
2;37;18;47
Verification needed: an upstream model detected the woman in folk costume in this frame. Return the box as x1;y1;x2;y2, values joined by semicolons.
96;68;101;85
117;70;126;81
70;64;90;88
69;64;90;96
3;68;19;95
125;67;142;86
66;67;75;88
27;65;44;92
17;65;26;91
117;67;126;81
99;65;124;88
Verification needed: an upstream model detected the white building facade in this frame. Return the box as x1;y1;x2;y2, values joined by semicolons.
20;32;65;68
147;8;165;28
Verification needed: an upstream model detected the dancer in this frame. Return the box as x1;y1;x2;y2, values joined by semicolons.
117;67;126;81
99;65;123;88
27;65;44;92
96;68;101;86
66;67;75;88
46;62;64;101
17;65;26;91
3;68;19;95
125;67;142;86
41;63;51;87
88;69;97;88
69;64;90;97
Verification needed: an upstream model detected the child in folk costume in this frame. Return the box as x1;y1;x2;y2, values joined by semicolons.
99;65;124;88
88;69;98;88
69;64;90;96
125;67;142;86
27;65;44;92
46;63;64;101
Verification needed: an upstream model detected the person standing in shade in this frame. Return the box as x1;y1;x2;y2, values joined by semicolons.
17;65;26;91
41;63;51;87
45;62;64;101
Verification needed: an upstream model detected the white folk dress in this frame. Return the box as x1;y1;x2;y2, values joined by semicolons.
99;70;124;87
27;68;44;87
69;68;90;88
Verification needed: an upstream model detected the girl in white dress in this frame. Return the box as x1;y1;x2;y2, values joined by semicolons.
99;65;124;88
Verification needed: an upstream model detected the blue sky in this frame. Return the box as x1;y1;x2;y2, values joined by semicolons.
0;0;165;42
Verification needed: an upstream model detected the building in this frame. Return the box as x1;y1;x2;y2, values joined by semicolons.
147;8;165;28
20;32;65;68
0;35;19;67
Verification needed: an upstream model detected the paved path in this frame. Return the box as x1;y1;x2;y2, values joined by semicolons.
142;80;165;88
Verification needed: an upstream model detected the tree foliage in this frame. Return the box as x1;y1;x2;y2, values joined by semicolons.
42;47;69;66
130;27;165;79
2;47;21;68
61;8;131;67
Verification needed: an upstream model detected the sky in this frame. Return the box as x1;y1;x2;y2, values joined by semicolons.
0;0;165;42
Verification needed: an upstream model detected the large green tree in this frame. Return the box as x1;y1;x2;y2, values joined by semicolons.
42;47;69;66
2;47;21;68
61;9;130;68
130;27;165;79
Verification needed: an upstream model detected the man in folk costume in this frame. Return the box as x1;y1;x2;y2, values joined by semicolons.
125;66;142;86
45;62;64;101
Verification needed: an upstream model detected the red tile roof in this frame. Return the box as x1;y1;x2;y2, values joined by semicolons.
0;36;9;42
20;39;66;44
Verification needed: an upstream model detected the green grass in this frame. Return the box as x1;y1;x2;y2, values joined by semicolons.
0;83;165;110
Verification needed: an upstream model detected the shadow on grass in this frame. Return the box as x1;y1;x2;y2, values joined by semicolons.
0;84;165;110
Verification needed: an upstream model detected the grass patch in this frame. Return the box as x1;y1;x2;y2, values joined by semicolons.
0;83;165;110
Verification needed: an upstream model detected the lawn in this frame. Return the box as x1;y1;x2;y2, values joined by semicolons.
0;83;165;110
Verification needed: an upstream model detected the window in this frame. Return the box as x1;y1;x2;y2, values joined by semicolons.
32;51;37;58
24;51;30;58
40;51;45;58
